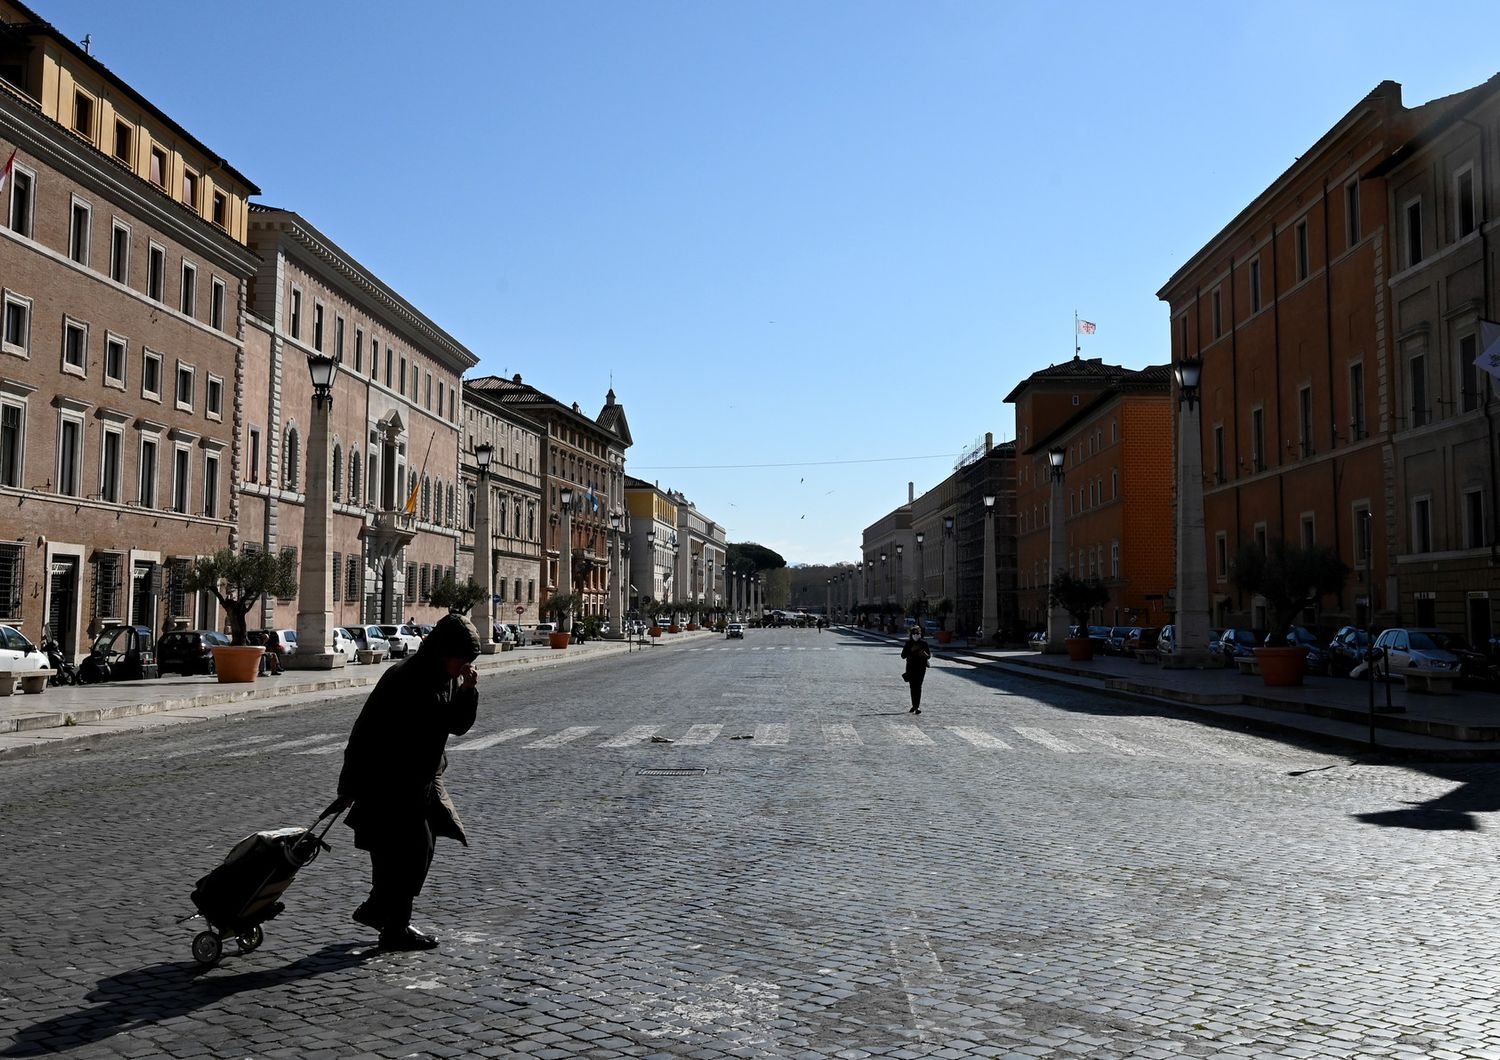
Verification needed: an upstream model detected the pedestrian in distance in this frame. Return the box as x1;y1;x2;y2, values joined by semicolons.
901;625;931;714
328;613;481;951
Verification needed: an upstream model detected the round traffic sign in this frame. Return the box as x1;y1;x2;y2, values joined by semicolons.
515;605;525;615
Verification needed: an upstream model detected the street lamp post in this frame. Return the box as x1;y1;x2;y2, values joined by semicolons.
645;528;657;615
289;353;345;670
981;494;997;644
473;442;496;654
915;531;925;611
895;543;904;616
559;487;573;633
1046;447;1069;653
1171;356;1213;668
608;512;624;639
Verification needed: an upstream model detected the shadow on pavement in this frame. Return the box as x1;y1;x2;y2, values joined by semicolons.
1351;763;1500;832
0;942;376;1057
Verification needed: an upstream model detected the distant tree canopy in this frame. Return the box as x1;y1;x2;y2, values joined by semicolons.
727;542;786;574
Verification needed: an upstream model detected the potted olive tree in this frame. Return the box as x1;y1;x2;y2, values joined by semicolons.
932;598;955;644
429;574;486;615
541;591;581;649
184;548;299;682
1231;539;1349;686
1047;572;1110;661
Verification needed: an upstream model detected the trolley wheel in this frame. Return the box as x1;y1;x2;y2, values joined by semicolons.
235;925;264;953
192;931;223;965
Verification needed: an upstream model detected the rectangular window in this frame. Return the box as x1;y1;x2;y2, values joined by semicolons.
1457;168;1476;239
1459;488;1487;550
412;364;419;398
278;549;297;601
1409;353;1428;428
3;292;31;356
1301;513;1316;549
7;166;32;237
139;437;158;507
210;278;225;331
203;453;219;517
182;170;198;210
57;416;82;497
200;377;220;422
1249;258;1261;313
425;372;433;409
1412;497;1432;553
1212;424;1225;483
1460;332;1483;413
0;402;22;487
172;446;190;514
405;564;417;602
62;318;87;374
113;120;132;163
212;191;227;228
100;428;121;502
313;302;324;351
1215;532;1228;579
1353;505;1371;565
289;288;302;339
1405;199;1423;267
248;426;261;481
438;380;445;418
399;356;407;395
175;364;194;410
1298;386;1314;456
1295;220;1310;280
149;146;166;188
73;90;93;137
104;335;126;386
449;390;455;421
147;244;165;301
331;551;342;602
69;198;91;264
354;327;364;373
1211;287;1222;338
180;261;196;317
385;347;392;387
110;221;130;282
1251;407;1266;472
1345;179;1360;247
141;349;161;398
1349;362;1366;440
346;555;360;602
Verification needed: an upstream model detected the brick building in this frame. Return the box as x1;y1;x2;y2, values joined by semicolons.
457;391;543;623
1008;359;1174;629
0;0;258;656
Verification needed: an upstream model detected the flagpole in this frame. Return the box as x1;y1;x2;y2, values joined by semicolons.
405;431;436;515
1074;310;1080;358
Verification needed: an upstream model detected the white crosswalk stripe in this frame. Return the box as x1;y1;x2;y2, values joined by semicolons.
676;724;723;746
452;728;536;752
166;734;277;759
823;723;863;746
754;723;789;745
1011;727;1084;753
885;723;935;745
601;725;659;748
946;726;1013;750
1077;729;1161;756
293;741;347;756
524;726;597;749
1148;728;1260;762
227;733;340;757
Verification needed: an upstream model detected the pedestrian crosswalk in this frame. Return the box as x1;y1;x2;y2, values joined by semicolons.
182;721;1283;764
685;645;858;652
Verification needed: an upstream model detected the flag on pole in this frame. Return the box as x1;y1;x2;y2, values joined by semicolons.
0;149;16;196
1077;319;1097;335
404;432;436;515
1480;319;1500;387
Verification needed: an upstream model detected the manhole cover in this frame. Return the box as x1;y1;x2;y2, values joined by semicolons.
637;768;708;777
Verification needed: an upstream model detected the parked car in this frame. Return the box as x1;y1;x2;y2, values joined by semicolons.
1217;628;1262;665
1369;628;1498;687
345;625;391;657
417;623;434;640
332;627;359;661
157;629;230;676
81;624;158;681
726;622;745;639
1124;627;1161;657
1102;626;1135;655
1267;625;1330;675
0;624;49;678
1328;626;1374;677
505;623;529;646
378;624;422;657
250;628;297;657
535;622;558;636
1157;624;1177;655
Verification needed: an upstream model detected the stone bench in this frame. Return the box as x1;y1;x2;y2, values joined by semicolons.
356;649;386;665
0;669;55;695
1234;656;1261;676
1404;671;1455;695
1134;650;1160;665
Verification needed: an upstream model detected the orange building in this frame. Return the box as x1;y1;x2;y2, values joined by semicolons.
1008;359;1175;628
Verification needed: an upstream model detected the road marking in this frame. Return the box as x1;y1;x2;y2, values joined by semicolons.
165;734;278;759
885;723;935;745
888;917;961;1043
600;725;658;747
676;724;723;746
1077;729;1162;756
1148;728;1257;762
946;726;1013;750
1011;726;1083;753
227;733;340;757
754;723;789;745
524;726;597;749
823;723;863;746
451;728;536;752
292;740;347;756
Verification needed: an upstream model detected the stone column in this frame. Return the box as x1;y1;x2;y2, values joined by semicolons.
1046;469;1069;653
289;387;344;670
1169;392;1214;667
474;469;495;653
608;526;623;637
981;503;998;641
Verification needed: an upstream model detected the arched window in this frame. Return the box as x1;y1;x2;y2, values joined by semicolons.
367;452;378;506
331;443;343;502
283;426;300;490
446;484;455;527
466;486;476;530
421;475;431;521
350;447;361;505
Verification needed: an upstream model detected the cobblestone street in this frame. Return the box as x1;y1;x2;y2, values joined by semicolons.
3;628;1500;1058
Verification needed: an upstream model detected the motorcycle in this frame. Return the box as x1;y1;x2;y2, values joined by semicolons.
75;645;112;684
41;638;78;686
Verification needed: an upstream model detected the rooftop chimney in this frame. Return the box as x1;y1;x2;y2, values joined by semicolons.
985;432;993;452
908;481;915;504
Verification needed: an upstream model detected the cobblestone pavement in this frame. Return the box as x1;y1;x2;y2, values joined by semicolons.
3;628;1500;1058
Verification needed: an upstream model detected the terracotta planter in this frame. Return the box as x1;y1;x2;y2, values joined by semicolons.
668;624;681;634
649;626;663;637
1065;636;1095;661
548;632;571;650
211;645;264;683
936;630;953;645
1255;645;1307;687
687;623;700;631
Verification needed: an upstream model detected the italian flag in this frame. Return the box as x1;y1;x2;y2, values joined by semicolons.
0;149;15;196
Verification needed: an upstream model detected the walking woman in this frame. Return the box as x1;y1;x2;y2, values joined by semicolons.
901;626;931;714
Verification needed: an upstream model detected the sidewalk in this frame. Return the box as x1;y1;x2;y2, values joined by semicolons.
0;630;716;759
849;627;1500;760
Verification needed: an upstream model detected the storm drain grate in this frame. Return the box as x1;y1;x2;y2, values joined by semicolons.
638;768;708;777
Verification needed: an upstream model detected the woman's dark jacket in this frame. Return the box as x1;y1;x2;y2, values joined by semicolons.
337;626;478;850
901;637;931;679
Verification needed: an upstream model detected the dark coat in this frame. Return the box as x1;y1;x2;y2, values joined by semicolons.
901;637;931;679
337;639;478;851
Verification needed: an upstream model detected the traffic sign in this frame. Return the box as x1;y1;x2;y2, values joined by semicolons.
515;605;525;615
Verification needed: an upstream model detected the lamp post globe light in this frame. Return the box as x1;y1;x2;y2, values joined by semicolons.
288;352;345;670
1045;447;1069;653
558;487;573;635
472;441;496;654
981;494;997;644
1170;356;1213;668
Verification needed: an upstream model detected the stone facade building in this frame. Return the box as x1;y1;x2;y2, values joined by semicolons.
624;476;677;612
457;390;543;623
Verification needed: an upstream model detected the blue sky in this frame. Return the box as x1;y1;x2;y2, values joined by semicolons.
48;1;1500;564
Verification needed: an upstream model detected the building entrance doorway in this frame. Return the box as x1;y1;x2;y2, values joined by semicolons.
48;556;79;653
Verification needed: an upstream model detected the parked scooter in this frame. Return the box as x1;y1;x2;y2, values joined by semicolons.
41;639;78;686
75;644;112;684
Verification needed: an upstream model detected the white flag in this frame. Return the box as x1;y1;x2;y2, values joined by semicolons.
1480;319;1500;387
